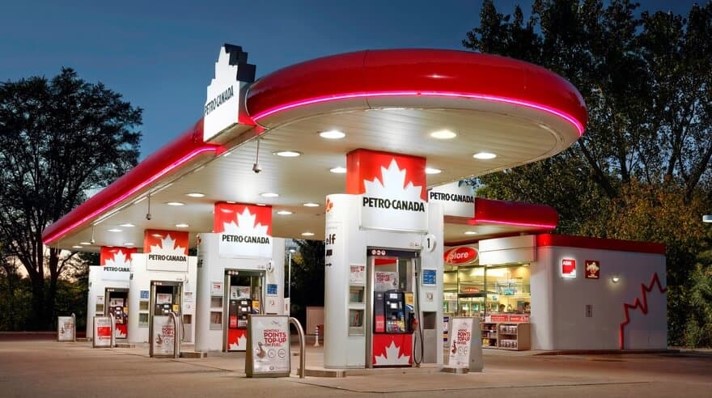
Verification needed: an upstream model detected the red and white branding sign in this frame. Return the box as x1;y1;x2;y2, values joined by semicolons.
372;334;413;367
585;260;600;279
203;44;254;142
100;247;136;270
428;181;475;218
346;149;427;232
227;328;247;351
214;202;273;258
561;258;576;279
444;246;479;265
143;229;189;272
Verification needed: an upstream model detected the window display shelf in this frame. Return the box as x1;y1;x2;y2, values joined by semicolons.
480;322;530;351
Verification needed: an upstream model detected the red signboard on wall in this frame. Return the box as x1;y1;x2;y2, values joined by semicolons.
561;258;576;278
444;246;479;265
585;260;600;279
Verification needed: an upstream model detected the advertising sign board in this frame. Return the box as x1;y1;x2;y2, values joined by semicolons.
93;316;112;348
152;315;175;357
445;317;483;373
245;315;291;378
57;315;75;342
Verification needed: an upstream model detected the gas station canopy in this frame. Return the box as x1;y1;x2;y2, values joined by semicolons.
42;48;586;251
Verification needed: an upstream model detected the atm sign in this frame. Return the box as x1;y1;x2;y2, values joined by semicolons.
444;246;478;265
561;258;576;278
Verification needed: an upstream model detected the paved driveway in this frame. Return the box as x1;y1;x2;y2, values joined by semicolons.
0;340;710;397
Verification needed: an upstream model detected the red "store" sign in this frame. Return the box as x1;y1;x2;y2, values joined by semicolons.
444;246;478;265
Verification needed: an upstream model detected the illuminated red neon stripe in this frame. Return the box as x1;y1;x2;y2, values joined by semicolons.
471;218;558;230
618;273;667;350
472;198;559;231
251;90;585;137
42;146;219;245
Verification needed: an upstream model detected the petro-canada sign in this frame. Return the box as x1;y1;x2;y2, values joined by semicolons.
203;44;256;143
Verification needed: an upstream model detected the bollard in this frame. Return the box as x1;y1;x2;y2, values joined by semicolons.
314;325;320;347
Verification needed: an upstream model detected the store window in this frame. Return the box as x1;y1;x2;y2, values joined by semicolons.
443;264;531;317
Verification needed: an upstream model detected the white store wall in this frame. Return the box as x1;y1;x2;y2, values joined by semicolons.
480;234;667;351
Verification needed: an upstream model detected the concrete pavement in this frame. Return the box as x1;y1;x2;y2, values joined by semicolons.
1;338;711;397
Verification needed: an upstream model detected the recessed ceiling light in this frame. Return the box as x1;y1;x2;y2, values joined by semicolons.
425;167;442;175
274;150;302;157
301;232;315;237
186;192;205;198
166;201;185;206
260;192;279;198
124;242;134;246
330;166;347;174
277;210;293;215
175;223;189;228
303;202;320;207
430;129;457;139
120;223;135;228
473;152;497;160
319;130;345;139
72;245;83;249
80;241;92;245
464;231;478;235
107;228;122;233
152;233;163;238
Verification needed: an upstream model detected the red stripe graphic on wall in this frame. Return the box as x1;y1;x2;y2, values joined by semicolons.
619;273;667;350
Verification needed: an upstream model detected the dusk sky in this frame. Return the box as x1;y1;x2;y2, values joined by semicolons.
0;0;702;159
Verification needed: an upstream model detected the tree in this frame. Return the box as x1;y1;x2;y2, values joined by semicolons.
463;0;712;345
0;68;142;330
288;239;325;327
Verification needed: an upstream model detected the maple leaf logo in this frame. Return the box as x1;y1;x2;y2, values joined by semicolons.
325;198;333;213
104;250;131;267
223;208;269;236
364;159;423;201
374;340;411;366
150;234;186;255
228;334;248;351
114;327;127;339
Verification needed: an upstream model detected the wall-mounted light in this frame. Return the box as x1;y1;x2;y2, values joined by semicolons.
611;275;620;283
703;215;712;223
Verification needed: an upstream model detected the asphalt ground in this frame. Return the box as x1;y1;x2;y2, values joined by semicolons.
1;337;711;398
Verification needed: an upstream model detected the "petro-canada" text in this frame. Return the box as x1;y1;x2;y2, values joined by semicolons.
362;197;425;212
204;85;234;116
221;234;271;244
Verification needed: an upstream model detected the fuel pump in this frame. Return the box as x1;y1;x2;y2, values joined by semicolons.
225;269;263;352
368;250;418;368
105;288;128;339
149;281;182;358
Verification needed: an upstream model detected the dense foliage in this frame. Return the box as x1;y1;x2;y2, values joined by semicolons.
0;69;141;330
464;0;712;346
